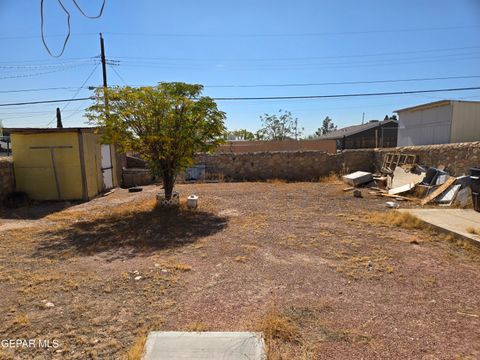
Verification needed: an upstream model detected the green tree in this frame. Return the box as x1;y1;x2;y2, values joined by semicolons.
226;129;255;140
258;110;300;140
87;82;226;200
315;116;337;136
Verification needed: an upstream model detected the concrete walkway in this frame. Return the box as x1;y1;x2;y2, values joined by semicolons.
399;209;480;245
143;332;266;360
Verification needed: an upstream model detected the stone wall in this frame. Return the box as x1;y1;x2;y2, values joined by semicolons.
195;150;374;181
0;157;14;201
196;141;480;181
374;142;480;176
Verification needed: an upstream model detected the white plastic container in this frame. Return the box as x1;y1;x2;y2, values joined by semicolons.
187;194;198;209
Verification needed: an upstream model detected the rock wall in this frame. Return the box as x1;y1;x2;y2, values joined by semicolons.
195;150;374;181
196;142;480;180
0;157;14;201
374;142;480;176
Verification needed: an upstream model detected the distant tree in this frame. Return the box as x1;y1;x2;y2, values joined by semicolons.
226;129;255;141
87;82;226;200
384;114;398;121
258;110;299;140
315;116;337;136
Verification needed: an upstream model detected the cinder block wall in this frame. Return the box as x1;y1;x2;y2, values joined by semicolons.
195;149;375;181
374;142;480;176
0;157;15;201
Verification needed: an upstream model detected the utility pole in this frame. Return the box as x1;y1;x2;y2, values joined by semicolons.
100;33;108;89
56;107;63;128
362;112;365;125
99;33;109;116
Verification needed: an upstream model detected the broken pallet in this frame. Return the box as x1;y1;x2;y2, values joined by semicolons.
420;177;456;206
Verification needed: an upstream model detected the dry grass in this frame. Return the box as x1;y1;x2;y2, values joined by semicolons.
318;172;341;183
466;226;480;236
257;306;301;359
183;322;210;332
266;178;288;184
366;211;425;230
124;333;147;360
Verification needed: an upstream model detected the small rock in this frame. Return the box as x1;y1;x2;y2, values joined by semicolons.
353;189;363;198
161;269;169;274
154;263;160;268
367;260;373;271
133;270;139;275
134;276;142;281
44;302;55;308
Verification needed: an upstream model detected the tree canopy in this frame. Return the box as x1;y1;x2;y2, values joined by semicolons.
87;82;226;199
257;110;301;140
315;116;337;136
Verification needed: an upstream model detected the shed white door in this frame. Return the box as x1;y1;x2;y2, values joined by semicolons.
101;144;113;190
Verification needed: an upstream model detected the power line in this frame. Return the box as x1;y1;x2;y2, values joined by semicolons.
108;64;128;85
204;75;480;89
46;64;99;126
2;86;480;107
211;86;480;101
110;45;480;62
0;87;79;94
0;97;93;107
0;63;92;80
102;25;479;38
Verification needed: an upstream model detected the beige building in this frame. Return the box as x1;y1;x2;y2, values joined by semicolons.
395;100;480;146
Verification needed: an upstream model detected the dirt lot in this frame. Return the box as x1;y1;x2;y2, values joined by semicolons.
1;181;479;359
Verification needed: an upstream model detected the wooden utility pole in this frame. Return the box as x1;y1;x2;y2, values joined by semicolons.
100;33;108;89
56;107;63;128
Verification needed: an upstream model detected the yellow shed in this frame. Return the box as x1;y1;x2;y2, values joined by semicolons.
8;127;121;201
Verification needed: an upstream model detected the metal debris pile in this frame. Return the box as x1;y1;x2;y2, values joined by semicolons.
342;152;480;211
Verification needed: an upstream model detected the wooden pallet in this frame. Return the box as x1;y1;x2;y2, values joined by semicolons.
381;153;418;173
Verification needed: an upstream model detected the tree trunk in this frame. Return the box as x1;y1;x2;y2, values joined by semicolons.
163;174;175;200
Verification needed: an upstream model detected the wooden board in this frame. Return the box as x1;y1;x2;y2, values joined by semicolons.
420;177;456;206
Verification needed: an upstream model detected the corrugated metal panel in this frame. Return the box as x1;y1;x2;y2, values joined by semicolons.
451;101;480;143
397;104;452;146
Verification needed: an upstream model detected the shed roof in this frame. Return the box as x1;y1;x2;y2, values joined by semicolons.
394;100;480;113
5;127;100;134
316;119;398;140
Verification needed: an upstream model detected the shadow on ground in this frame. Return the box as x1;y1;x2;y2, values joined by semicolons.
0;201;80;220
34;206;228;260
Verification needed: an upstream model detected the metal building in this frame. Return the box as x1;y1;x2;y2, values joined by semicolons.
395;100;480;146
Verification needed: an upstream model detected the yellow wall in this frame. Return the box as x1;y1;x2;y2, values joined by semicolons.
11;132;83;200
81;132;102;199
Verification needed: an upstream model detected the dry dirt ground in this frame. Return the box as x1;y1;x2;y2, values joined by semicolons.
1;181;479;360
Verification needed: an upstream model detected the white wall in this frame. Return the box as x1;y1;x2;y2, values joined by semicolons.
397;104;453;146
451;101;480;143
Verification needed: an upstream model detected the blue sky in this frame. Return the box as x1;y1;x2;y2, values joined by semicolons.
1;0;480;135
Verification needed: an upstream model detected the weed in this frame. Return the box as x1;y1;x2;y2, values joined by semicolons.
124;334;147;360
366;211;424;230
466;226;480;236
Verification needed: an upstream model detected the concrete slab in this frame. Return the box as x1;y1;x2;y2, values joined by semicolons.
342;171;373;186
398;208;480;245
143;332;266;360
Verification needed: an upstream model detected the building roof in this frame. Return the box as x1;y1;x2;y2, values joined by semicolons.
394;100;480;113
316;119;398;140
4;127;100;134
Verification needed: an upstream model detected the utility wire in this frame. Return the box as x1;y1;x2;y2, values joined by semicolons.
0;97;93;107
46;64;99;126
2;86;480;107
110;45;480;62
102;25;479;38
108;64;128;85
0;63;91;80
211;86;480;101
